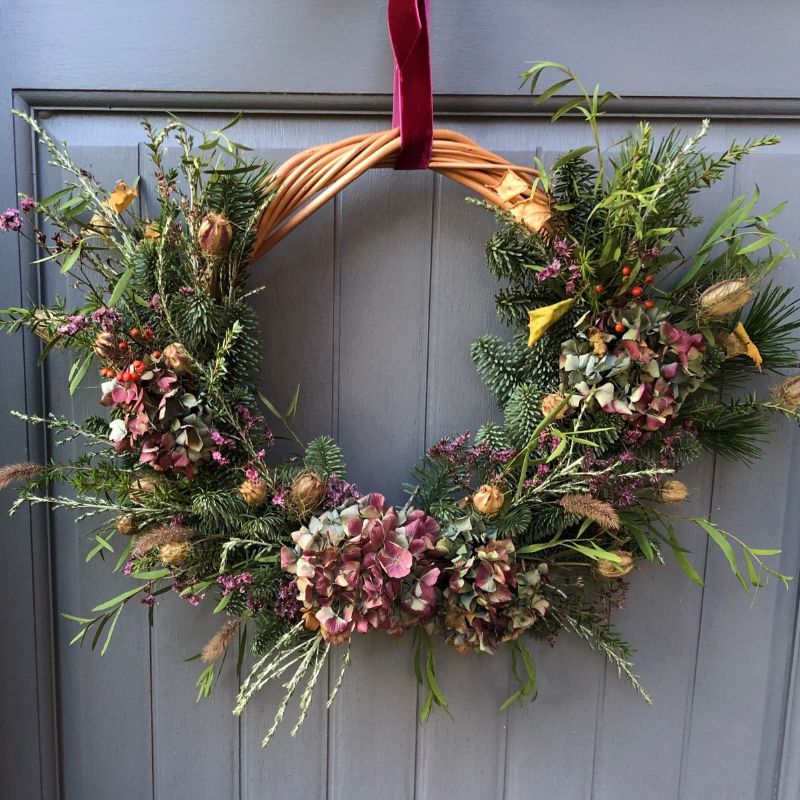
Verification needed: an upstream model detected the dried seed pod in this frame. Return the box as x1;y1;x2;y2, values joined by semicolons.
658;479;689;504
162;342;192;374
595;550;635;579
472;484;505;517
773;375;800;409
93;331;118;359
540;393;568;419
240;478;268;507
158;541;191;566
130;475;161;502
290;471;326;515
115;514;138;536
698;279;752;318
197;212;233;256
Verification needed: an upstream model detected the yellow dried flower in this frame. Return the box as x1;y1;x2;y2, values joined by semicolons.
699;279;753;318
510;195;552;234
106;181;138;214
596;550;635;579
494;170;530;203
528;298;575;347
472;484;505;517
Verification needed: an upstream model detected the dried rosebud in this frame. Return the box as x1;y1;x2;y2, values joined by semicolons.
197;212;233;256
93;331;118;359
541;393;567;419
162;342;192;374
773;375;800;409
596;550;635;579
115;514;138;536
658;479;689;504
699;279;753;318
472;484;505;517
158;541;191;566
240;478;268;507
290;471;326;515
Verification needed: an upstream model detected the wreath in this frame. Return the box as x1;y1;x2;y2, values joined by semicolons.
2;63;798;747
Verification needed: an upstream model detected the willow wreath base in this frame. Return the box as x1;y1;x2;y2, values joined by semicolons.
1;63;797;749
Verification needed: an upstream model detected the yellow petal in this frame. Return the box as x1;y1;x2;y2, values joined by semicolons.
143;221;160;240
510;196;552;234
494;170;530;203
107;181;138;214
724;322;762;372
528;298;574;347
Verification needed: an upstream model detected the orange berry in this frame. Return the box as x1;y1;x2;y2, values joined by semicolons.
129;328;140;337
614;322;625;334
644;299;655;309
631;286;644;297
118;340;128;350
594;284;604;294
622;267;632;277
644;275;655;284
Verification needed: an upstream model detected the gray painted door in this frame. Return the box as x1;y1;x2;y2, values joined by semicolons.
2;3;800;799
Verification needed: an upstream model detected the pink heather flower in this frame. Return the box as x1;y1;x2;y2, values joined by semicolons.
57;314;89;336
140;594;155;607
148;294;162;313
122;559;134;576
212;450;230;466
178;286;195;296
0;208;23;232
535;257;562;283
217;572;254;596
20;196;35;213
271;491;287;508
91;306;122;331
210;429;235;447
245;465;260;484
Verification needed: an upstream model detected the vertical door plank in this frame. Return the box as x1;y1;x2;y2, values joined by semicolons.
240;147;335;800
327;168;434;800
415;175;510;799
681;152;800;800
40;142;154;800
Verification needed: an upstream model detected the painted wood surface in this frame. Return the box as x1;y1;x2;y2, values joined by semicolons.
1;2;800;794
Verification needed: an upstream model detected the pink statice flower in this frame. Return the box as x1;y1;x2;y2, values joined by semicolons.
0;208;22;232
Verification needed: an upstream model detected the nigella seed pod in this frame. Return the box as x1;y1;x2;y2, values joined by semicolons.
658;479;689;504
290;471;326;515
197;212;233;256
93;331;118;359
162;342;192;374
773;375;800;409
472;484;505;517
115;514;138;536
240;478;268;507
158;541;191;566
699;279;753;318
595;550;635;579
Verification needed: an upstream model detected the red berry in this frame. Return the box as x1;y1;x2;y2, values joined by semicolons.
117;340;128;350
614;322;625;334
594;284;604;294
152;349;162;358
129;328;140;337
143;328;155;341
644;299;655;309
622;267;632;277
631;286;644;297
131;360;145;372
644;275;655;284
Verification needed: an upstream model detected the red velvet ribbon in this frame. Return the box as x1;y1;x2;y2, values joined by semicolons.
388;0;433;170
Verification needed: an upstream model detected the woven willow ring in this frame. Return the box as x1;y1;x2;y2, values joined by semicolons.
253;127;545;257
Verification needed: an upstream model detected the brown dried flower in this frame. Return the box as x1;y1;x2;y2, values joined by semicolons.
773;375;800;409
201;619;240;664
93;331;118;360
115;514;138;536
289;471;326;515
197;212;233;256
557;494;620;531
158;541;191;566
0;462;43;490
132;525;198;558
658;479;689;504
540;393;568;420
240;478;268;507
162;342;192;374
